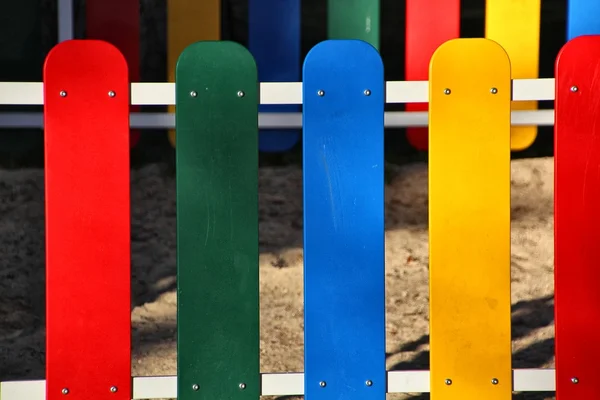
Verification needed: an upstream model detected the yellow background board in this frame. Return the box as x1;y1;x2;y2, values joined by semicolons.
485;0;541;151
167;0;221;147
428;38;512;400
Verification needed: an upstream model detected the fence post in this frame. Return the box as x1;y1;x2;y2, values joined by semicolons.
567;0;600;39
175;40;260;400
428;38;512;399
327;0;380;50
248;0;301;153
303;39;385;400
167;0;221;147
86;0;141;148
405;0;460;151
554;34;600;400
44;39;131;400
485;0;541;151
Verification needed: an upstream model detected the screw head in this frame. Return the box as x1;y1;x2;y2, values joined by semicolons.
190;91;198;98
444;88;451;95
490;88;498;94
108;91;116;97
59;91;67;97
491;378;499;385
237;91;245;98
365;380;373;386
571;86;579;93
364;89;371;96
319;381;326;387
317;90;325;97
239;383;246;390
445;379;452;385
571;377;579;384
110;386;117;393
62;388;69;395
192;384;199;391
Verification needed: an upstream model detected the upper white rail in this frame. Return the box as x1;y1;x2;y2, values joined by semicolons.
0;78;556;106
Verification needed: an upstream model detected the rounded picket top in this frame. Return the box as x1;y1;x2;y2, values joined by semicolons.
429;38;511;82
44;39;128;82
175;40;258;83
556;35;600;76
303;39;383;77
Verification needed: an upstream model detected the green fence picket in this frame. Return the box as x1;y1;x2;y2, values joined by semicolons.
327;0;380;49
175;40;260;400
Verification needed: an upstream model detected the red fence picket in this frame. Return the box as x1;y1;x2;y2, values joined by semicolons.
44;40;131;400
554;34;600;400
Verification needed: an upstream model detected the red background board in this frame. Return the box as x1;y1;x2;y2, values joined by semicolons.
44;40;131;400
405;0;460;150
86;0;140;148
554;34;600;400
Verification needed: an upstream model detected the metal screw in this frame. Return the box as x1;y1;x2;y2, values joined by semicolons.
190;91;198;98
59;91;67;97
237;91;245;98
571;86;579;93
317;90;325;97
319;381;326;387
192;384;199;391
444;88;451;95
239;383;246;390
365;380;373;386
491;378;499;385
571;377;579;384
364;89;371;96
62;388;69;395
110;386;118;393
108;91;116;98
445;379;452;385
490;88;498;94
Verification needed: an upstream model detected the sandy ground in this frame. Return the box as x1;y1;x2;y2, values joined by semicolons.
0;157;555;399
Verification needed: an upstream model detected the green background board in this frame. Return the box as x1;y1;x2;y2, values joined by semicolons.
175;40;260;400
0;0;43;162
327;0;380;49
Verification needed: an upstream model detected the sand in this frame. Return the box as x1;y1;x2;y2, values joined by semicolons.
0;157;556;399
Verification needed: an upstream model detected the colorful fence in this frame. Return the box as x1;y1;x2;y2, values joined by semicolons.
0;35;599;399
4;1;600;154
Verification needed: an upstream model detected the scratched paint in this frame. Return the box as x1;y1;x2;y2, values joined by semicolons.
175;41;260;400
303;40;385;400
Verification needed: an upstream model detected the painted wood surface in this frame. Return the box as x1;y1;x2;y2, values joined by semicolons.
44;40;131;400
429;38;512;400
303;40;385;400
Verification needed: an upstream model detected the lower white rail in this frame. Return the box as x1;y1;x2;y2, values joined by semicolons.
0;110;554;129
0;369;555;399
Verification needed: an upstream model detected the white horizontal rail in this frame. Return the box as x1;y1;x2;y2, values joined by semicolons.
0;78;556;106
0;369;555;399
0;110;554;129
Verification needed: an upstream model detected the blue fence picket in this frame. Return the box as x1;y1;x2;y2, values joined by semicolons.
248;0;301;153
302;39;386;400
567;0;600;39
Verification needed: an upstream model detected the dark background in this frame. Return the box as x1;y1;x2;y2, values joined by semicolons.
0;0;567;169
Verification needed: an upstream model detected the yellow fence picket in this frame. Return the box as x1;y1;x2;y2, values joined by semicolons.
428;38;512;400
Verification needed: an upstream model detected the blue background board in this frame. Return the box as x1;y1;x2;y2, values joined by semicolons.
567;0;600;39
248;0;301;153
302;39;386;400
